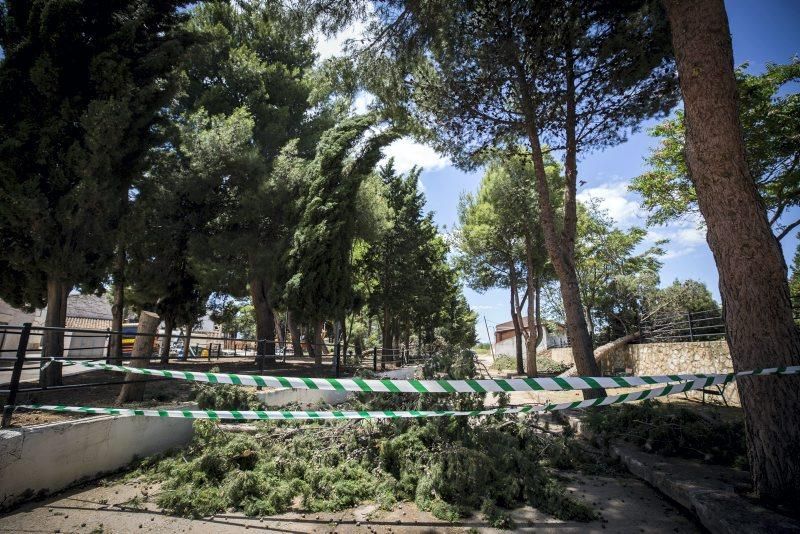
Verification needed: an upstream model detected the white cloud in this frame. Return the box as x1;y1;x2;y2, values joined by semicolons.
646;214;707;259
381;137;451;174
577;180;643;226
575;176;709;261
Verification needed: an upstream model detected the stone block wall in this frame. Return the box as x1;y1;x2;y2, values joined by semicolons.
598;340;738;406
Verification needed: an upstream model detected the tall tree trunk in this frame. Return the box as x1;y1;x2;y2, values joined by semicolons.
287;311;304;357
313;320;326;365
117;311;159;403
181;325;192;360
524;232;540;377
249;276;275;365
159;314;175;364
40;277;68;387
664;0;800;504
274;309;284;346
509;264;524;375
109;247;125;364
513;62;604;398
382;307;392;370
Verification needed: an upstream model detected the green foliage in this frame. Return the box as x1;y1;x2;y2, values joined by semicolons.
584;400;748;469
490;355;517;371
134;351;595;522
649;279;720;316
567;200;665;342
630;59;800;240
286;114;397;323
190;384;265;412
491;354;570;375
0;0;192;308
536;357;571;375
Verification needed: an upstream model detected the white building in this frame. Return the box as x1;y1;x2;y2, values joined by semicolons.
492;316;569;357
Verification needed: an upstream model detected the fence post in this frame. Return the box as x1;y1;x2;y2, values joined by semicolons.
334;342;341;378
2;323;32;428
373;347;378;372
687;311;695;342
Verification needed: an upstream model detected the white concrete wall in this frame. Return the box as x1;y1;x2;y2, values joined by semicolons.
493;330;569;358
0;415;194;509
256;366;420;407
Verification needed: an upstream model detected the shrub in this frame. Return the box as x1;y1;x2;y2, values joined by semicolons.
584;399;748;468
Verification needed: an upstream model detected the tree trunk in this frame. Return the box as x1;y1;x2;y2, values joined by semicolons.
509;265;524;375
181;325;192;360
313;320;326;365
664;0;800;504
109;247;125;365
117;311;160;403
523;232;542;377
287;311;304;357
40;277;68;387
274;309;284;346
513;60;604;398
249;276;275;365
382;307;392;370
159;314;175;364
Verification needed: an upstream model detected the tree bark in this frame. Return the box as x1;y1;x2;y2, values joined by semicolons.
509;262;525;375
287;311;304;357
249;276;275;365
664;0;800;504
313;320;327;365
513;64;604;397
117;311;159;403
524;232;541;377
109;247;125;364
159;314;174;364
181;325;192;360
40;277;68;387
382;306;392;370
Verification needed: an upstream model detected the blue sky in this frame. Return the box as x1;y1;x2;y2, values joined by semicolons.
320;0;800;342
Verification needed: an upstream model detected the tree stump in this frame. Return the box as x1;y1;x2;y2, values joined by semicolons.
117;310;160;403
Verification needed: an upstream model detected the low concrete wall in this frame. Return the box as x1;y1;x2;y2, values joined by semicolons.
0;414;194;509
599;340;738;406
256;365;420;407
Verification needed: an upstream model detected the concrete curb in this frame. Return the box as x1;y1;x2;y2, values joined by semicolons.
607;440;800;533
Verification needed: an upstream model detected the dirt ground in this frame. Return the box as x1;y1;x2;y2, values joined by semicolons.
0;469;700;533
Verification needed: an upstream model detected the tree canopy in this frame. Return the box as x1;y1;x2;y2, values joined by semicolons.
631;59;800;241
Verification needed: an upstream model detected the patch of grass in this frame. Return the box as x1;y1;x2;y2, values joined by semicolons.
536;356;571;375
584;399;748;468
490;354;570;375
490;355;517;370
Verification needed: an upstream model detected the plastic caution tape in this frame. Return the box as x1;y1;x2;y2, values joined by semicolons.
59;359;800;393
18;375;740;420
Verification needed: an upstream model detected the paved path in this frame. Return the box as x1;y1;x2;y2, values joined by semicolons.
0;471;700;533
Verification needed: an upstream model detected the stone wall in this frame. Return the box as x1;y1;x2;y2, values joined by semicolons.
598;340;738;406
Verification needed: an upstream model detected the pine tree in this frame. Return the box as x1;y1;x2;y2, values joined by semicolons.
286;114;396;363
0;0;192;384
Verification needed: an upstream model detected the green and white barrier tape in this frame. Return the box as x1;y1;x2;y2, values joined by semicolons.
60;359;800;393
17;375;733;420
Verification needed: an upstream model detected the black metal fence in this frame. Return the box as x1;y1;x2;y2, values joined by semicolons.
0;322;431;427
637;308;726;344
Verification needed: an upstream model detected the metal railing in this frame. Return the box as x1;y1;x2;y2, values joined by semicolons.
0;322;431;427
637;308;726;344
